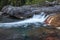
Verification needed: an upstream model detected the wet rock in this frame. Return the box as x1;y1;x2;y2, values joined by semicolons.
1;5;60;19
45;13;60;27
1;5;34;19
1;5;60;20
44;33;60;40
0;27;60;40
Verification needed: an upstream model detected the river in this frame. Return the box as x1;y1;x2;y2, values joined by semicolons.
0;12;49;28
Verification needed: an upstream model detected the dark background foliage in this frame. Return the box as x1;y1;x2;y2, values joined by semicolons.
0;0;56;10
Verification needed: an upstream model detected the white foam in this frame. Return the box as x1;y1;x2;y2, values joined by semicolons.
0;12;49;28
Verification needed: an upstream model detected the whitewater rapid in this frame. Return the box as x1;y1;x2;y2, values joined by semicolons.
0;12;49;28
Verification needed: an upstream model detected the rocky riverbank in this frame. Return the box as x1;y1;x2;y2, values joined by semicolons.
0;4;60;40
1;5;60;19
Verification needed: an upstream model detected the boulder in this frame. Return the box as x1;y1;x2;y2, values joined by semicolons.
1;5;33;19
1;5;60;20
45;13;60;27
1;5;60;19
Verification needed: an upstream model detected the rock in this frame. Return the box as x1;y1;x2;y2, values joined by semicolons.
1;5;60;19
1;5;33;19
44;33;60;40
45;13;60;27
45;1;59;6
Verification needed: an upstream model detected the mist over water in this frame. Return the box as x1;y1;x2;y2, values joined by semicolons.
0;12;49;28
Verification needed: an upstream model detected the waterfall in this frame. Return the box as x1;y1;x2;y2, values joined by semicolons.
0;12;49;28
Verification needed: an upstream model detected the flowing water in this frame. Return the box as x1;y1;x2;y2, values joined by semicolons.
0;12;49;28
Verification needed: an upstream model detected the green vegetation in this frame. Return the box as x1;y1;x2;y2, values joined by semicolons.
0;0;57;10
26;0;45;5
